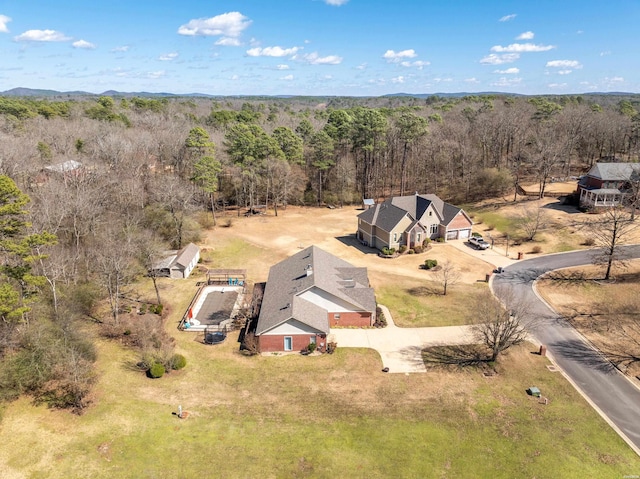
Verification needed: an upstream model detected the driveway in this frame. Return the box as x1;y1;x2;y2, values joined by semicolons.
330;305;475;373
448;238;517;269
492;245;640;454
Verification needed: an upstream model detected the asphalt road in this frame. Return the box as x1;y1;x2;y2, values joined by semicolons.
492;245;640;453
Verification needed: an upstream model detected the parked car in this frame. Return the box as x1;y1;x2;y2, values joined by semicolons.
469;236;490;250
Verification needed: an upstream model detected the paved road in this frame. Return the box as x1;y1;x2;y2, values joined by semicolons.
492;245;640;453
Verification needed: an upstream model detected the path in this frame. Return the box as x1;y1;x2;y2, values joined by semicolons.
330;305;475;373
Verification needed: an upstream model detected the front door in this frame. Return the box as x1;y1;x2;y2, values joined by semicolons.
284;336;293;351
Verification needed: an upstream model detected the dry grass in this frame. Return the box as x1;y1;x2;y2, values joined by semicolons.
537;260;640;378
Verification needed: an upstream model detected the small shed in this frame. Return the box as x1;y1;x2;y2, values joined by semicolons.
151;243;201;279
363;198;375;209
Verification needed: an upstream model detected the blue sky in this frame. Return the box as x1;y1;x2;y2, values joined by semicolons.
0;0;638;95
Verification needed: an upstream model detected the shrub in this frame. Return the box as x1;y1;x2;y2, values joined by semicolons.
471;232;482;238
583;237;595;246
381;247;396;256
486;224;495;231
407;249;415;254
422;238;431;247
307;342;317;353
139;303;147;314
435;237;445;243
148;363;165;379
170;354;187;370
223;218;233;228
413;245;423;254
149;304;163;315
531;245;542;254
424;259;438;270
398;245;407;254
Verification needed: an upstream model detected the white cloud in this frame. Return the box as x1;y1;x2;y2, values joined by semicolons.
499;14;517;22
493;67;519;74
605;76;624;83
391;76;405;84
0;15;11;33
111;45;129;52
178;12;251;40
147;70;166;79
548;83;567;88
433;77;453;83
491;43;555;53
325;0;349;5
231;74;239;80
281;74;294;81
516;31;534;40
159;52;178;61
557;70;572;75
600;51;611;56
383;49;417;62
480;53;520;65
246;46;300;57
400;60;430;69
490;77;522;87
72;39;96;49
295;52;342;65
276;64;289;70
465;78;480;83
14;29;71;42
356;63;367;70
546;60;582;69
215;37;241;46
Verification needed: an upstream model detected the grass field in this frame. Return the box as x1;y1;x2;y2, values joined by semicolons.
2;204;640;477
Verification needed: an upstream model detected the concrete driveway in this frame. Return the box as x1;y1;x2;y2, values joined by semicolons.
330;305;475;373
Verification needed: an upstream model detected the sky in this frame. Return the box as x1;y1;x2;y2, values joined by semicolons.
0;0;638;96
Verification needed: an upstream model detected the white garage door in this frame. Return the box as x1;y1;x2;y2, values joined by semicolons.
458;229;470;239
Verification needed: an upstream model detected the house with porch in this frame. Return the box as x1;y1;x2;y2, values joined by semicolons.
254;245;376;353
356;193;473;251
577;162;640;209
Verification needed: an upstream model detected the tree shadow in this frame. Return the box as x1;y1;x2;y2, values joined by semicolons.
542;201;582;214
422;344;490;367
548;338;618;374
407;285;442;296
494;267;548;285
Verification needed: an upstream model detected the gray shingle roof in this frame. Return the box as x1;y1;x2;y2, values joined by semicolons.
590;162;640;181
256;245;376;335
175;243;200;268
359;193;467;231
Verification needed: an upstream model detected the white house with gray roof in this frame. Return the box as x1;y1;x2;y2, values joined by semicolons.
151;242;200;279
255;245;376;353
356;193;472;251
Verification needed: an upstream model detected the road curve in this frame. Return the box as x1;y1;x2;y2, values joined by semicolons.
492;245;640;454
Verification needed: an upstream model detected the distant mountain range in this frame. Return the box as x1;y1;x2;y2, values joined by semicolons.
0;87;638;99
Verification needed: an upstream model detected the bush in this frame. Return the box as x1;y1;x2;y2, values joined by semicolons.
407;249;415;254
471;232;482;238
435;237;445;243
583;237;595;246
398;245;407;254
307;342;317;353
531;245;542;254
381;247;396;256
422;238;431;247
149;304;163;315
148;363;165;379
139;303;147;314
413;245;423;254
170;354;187;370
424;259;438;270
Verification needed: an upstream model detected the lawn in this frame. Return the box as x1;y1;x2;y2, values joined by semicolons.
0;335;635;478
375;272;489;327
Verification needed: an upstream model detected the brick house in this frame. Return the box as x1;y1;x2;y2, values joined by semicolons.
356;193;473;251
254;245;376;353
577;162;640;209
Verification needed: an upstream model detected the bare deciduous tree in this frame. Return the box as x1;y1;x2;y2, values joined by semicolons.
515;203;548;241
435;260;461;296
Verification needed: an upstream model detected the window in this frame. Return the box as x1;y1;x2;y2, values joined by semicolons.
429;211;432;217
310;336;316;345
393;233;398;242
417;233;421;242
430;224;438;235
334;313;341;320
284;336;293;351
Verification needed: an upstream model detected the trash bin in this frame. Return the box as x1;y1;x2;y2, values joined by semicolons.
527;387;541;397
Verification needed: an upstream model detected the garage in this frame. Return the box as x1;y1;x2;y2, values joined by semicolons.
458;229;470;239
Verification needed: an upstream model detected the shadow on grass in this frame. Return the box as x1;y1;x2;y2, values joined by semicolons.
334;234;379;255
407;285;443;296
422;344;491;368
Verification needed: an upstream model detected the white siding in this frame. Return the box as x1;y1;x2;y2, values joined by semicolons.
298;287;359;313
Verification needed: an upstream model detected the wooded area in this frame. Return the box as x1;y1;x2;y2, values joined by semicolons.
0;92;639;410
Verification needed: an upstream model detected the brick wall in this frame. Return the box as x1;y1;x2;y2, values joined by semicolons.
329;311;373;327
259;333;327;353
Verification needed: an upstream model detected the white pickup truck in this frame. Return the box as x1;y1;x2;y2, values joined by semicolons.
468;236;490;250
